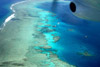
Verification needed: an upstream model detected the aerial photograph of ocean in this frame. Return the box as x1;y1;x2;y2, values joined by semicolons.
0;0;100;67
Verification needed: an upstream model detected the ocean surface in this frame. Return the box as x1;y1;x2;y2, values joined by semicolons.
37;1;100;67
0;0;100;67
0;0;23;26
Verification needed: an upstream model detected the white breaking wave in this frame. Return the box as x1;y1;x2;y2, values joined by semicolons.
0;0;26;30
3;14;15;27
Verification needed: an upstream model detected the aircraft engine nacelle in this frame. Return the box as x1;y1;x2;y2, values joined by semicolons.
69;0;100;22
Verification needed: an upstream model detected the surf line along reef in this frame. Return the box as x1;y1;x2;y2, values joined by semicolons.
0;0;76;67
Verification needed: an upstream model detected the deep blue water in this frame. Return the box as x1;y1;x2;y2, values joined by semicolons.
37;1;100;67
0;0;23;25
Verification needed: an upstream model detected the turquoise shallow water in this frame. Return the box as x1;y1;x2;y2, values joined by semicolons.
36;1;100;67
